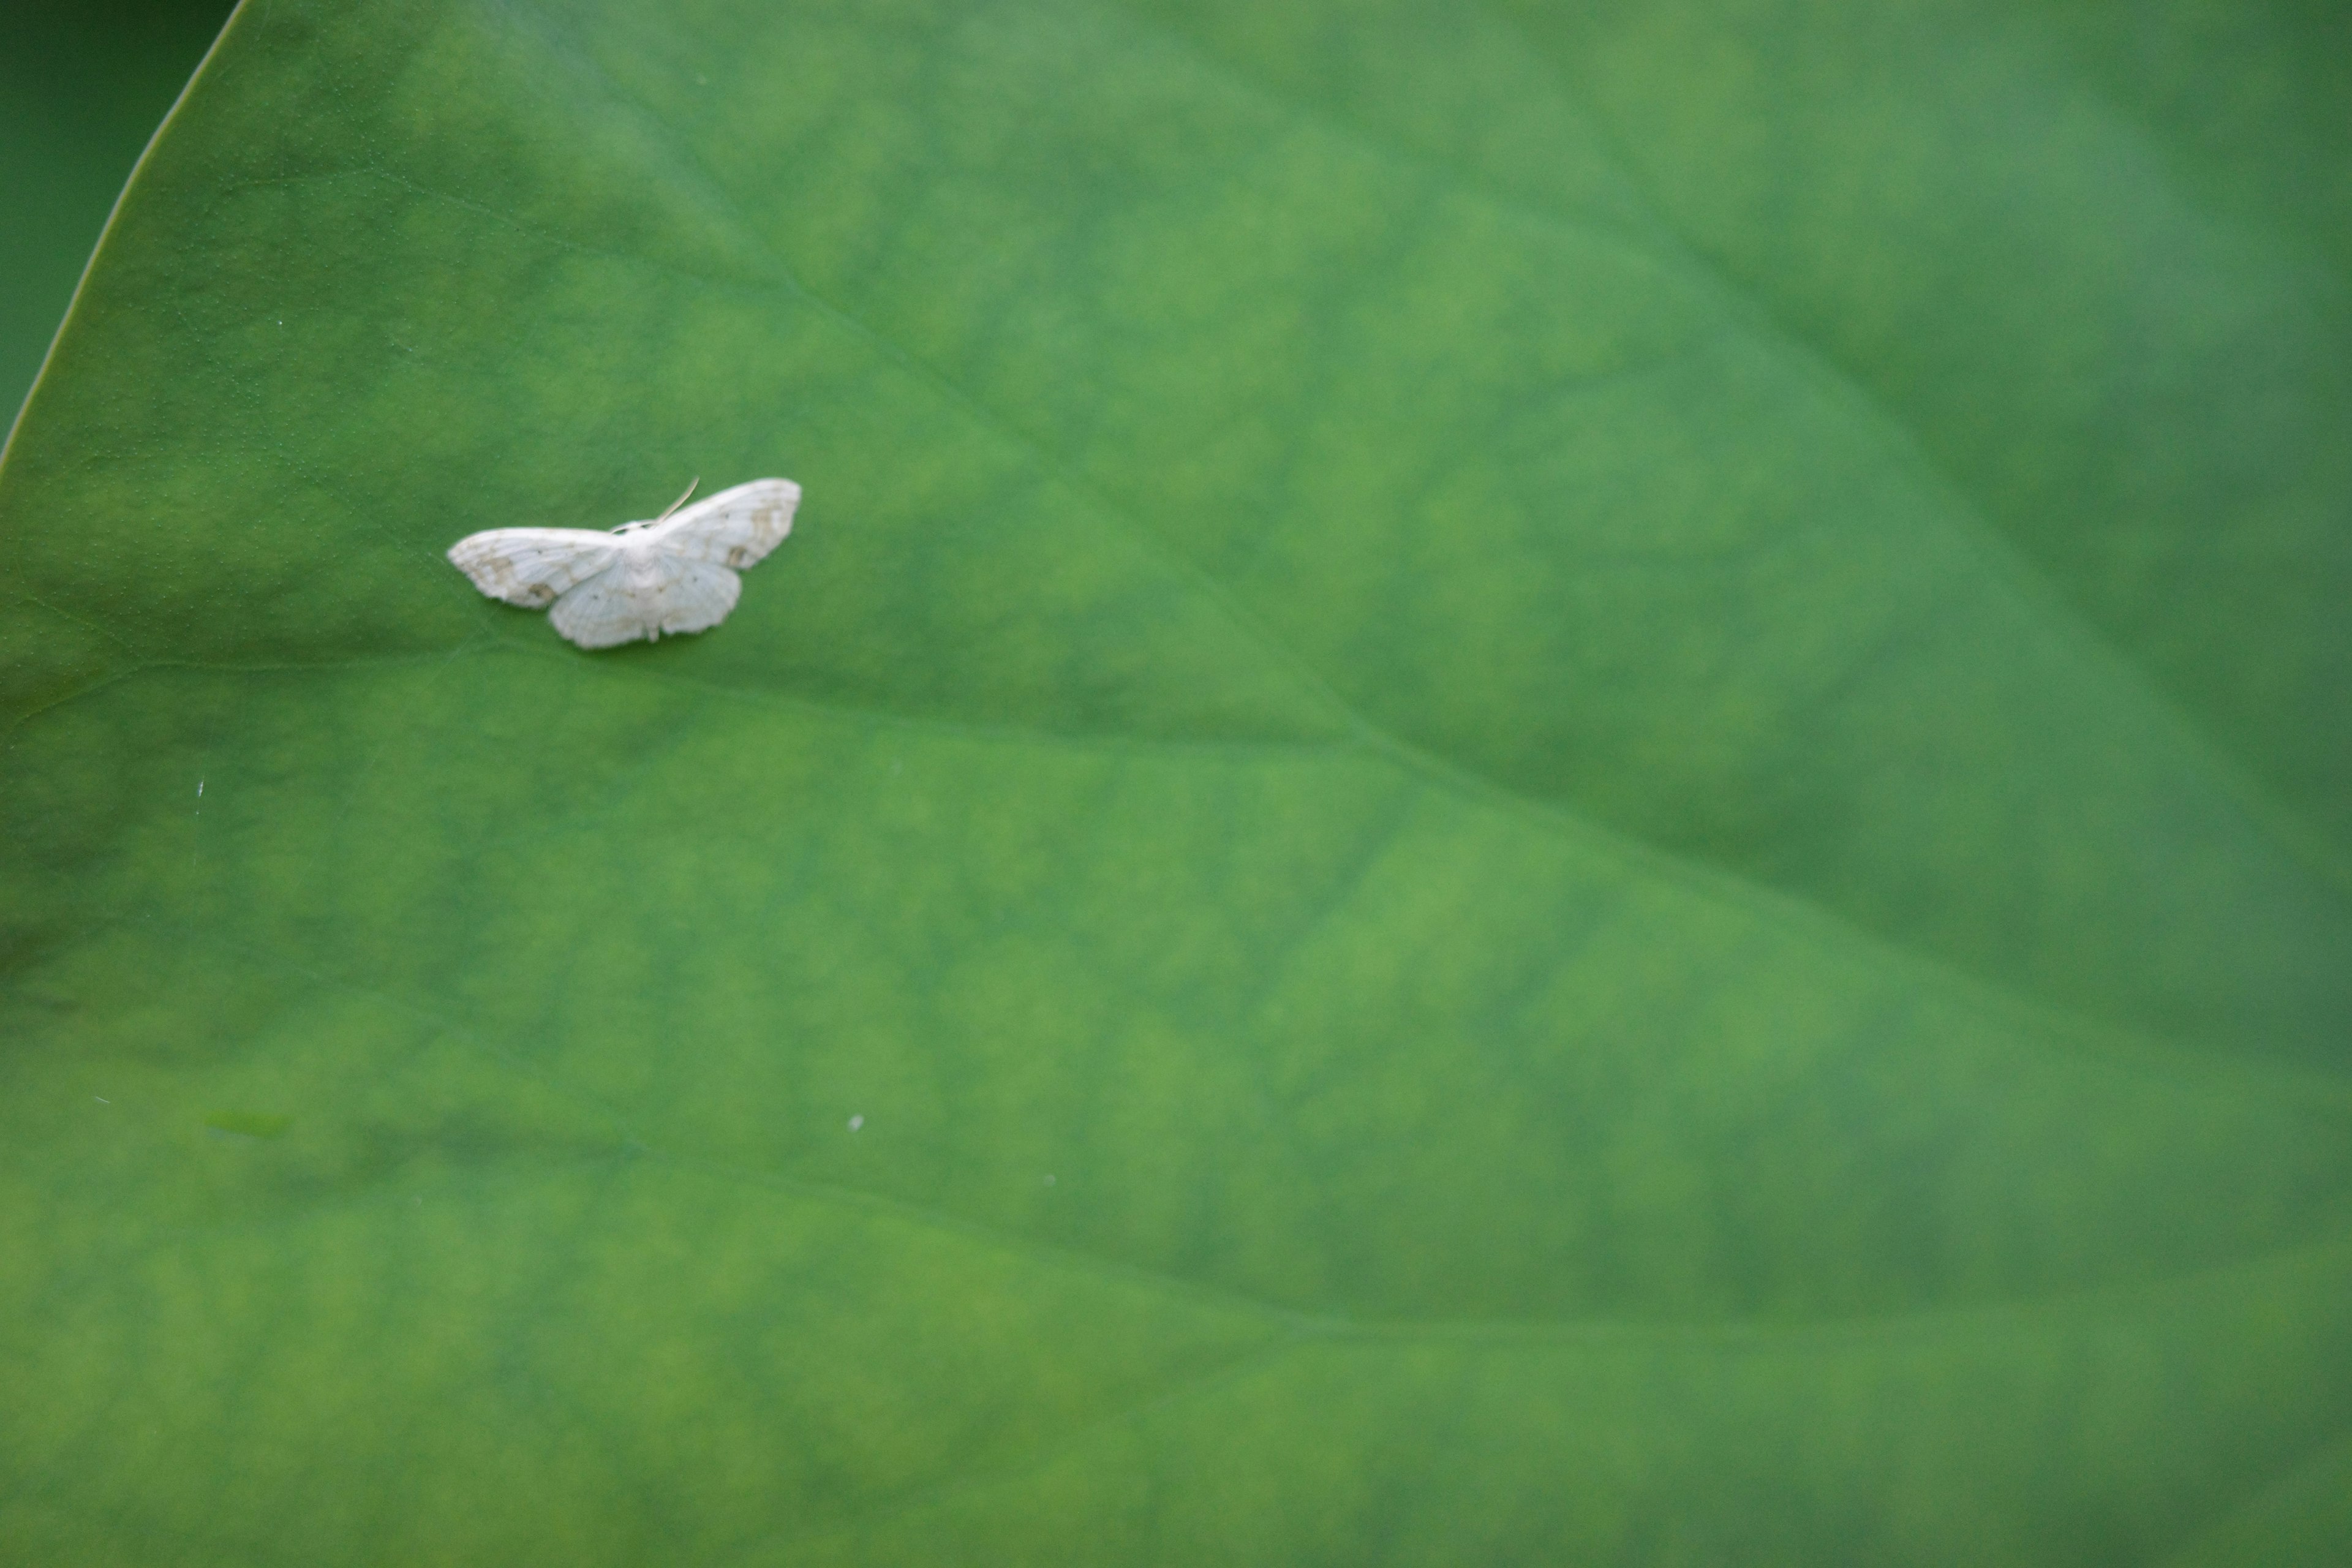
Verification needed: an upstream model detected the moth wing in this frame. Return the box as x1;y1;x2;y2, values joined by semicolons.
547;564;655;649
652;477;800;569
447;527;620;608
646;554;744;636
547;554;741;649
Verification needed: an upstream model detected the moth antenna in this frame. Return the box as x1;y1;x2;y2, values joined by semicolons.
655;477;701;522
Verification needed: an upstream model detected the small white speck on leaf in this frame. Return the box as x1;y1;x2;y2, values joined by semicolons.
848;1114;864;1132
196;780;204;797
445;477;799;649
94;1096;110;1104
1042;1174;1055;1186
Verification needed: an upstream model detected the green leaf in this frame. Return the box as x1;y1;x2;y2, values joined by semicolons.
4;0;2348;1561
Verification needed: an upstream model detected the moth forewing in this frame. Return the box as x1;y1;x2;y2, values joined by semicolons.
445;528;620;607
653;477;801;570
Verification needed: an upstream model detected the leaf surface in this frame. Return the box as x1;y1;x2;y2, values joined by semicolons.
4;1;2349;1562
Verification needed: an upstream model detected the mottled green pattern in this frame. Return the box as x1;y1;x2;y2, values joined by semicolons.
2;1;2348;1562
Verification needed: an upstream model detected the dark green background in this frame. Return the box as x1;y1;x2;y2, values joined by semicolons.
1;0;234;423
3;1;2348;1563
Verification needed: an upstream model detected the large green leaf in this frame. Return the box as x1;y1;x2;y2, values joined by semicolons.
4;1;2348;1561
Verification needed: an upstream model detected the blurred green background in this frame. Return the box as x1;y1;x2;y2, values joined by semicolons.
2;1;2348;1562
1;0;233;424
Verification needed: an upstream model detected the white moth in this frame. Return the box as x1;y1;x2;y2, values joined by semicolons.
447;477;799;649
